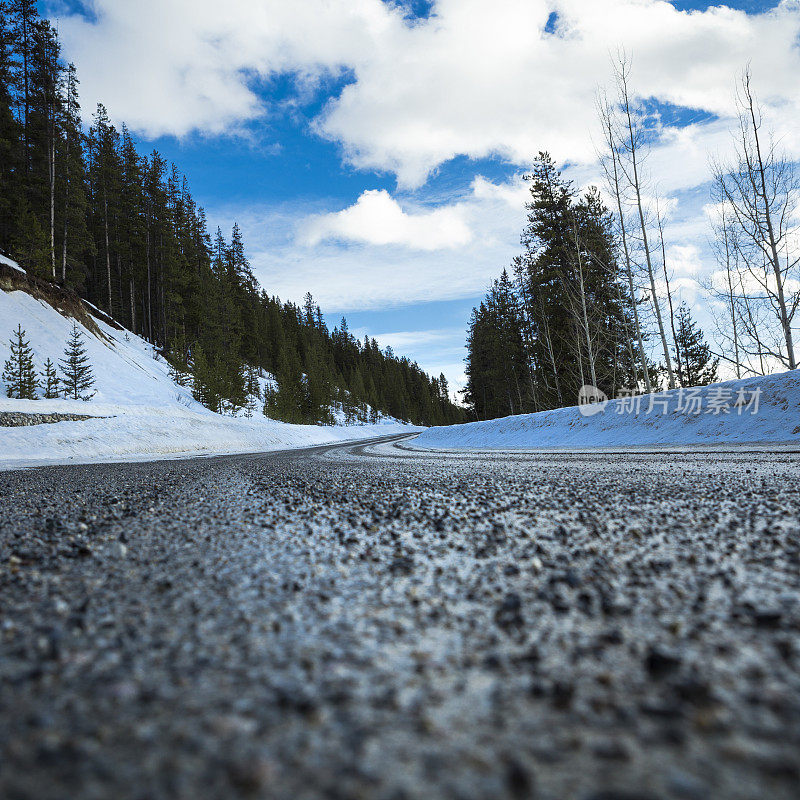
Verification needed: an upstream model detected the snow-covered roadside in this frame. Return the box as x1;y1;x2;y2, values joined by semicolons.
414;370;800;451
0;403;417;470
1;273;419;470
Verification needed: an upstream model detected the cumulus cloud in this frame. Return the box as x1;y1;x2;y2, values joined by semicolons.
667;245;704;278
299;190;473;250
206;174;528;311
51;1;800;185
52;0;398;137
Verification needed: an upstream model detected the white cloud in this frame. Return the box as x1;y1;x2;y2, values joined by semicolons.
667;244;704;278
53;0;399;137
299;189;473;250
319;0;800;186
206;174;528;311
363;327;467;354
52;1;800;185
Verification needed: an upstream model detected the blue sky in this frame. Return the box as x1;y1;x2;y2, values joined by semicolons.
43;0;798;395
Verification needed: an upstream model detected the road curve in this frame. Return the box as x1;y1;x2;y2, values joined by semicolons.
1;435;799;799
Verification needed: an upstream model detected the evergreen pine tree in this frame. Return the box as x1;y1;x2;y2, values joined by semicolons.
224;358;248;415
0;2;23;254
438;373;449;403
674;302;718;387
2;323;38;398
191;345;217;410
40;356;59;397
245;366;261;399
342;386;357;424
59;321;95;399
274;347;305;423
87;103;122;316
227;222;256;293
191;344;240;413
11;195;50;275
10;0;39;176
304;341;334;424
303;292;316;326
166;331;191;386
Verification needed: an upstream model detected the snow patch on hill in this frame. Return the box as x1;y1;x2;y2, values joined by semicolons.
0;253;25;274
415;371;800;450
0;273;417;469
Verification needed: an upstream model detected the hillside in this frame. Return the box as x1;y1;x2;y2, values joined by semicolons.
414;370;800;450
0;260;417;469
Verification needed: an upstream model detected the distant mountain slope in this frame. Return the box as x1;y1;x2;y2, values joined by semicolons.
0;259;417;469
415;371;800;450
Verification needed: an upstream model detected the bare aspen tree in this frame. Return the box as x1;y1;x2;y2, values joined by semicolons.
103;170;112;313
705;205;744;377
540;311;563;407
43;27;58;279
656;200;682;384
711;69;798;370
613;57;676;389
61;66;72;283
720;208;741;378
596;93;651;392
511;260;541;411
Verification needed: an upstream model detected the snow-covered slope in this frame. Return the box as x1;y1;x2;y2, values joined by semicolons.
415;371;800;450
0;264;417;469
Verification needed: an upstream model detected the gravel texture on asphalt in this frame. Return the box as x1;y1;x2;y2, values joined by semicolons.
1;434;799;800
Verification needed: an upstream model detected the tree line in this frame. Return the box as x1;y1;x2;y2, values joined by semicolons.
0;2;464;427
464;55;800;421
465;152;717;421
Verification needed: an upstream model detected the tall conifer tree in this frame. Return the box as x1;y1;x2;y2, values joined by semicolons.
3;323;38;398
59;321;95;399
674;303;718;387
40;355;58;397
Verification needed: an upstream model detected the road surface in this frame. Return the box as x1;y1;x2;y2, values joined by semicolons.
1;434;799;799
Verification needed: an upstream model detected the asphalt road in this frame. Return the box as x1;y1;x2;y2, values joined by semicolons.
1;434;799;800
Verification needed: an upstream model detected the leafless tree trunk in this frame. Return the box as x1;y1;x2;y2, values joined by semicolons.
103;188;112;314
44;31;57;279
48;133;55;278
130;276;135;335
712;206;742;378
541;313;563;407
19;1;31;174
61;65;76;284
146;217;152;342
61;140;69;284
656;201;681;384
597;93;651;392
711;68;798;370
722;214;740;378
613;57;676;389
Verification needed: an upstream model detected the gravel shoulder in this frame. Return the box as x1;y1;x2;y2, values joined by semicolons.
1;436;799;800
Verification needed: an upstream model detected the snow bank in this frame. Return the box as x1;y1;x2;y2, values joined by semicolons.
415;371;800;450
0;404;416;470
0;279;417;470
0;254;25;273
